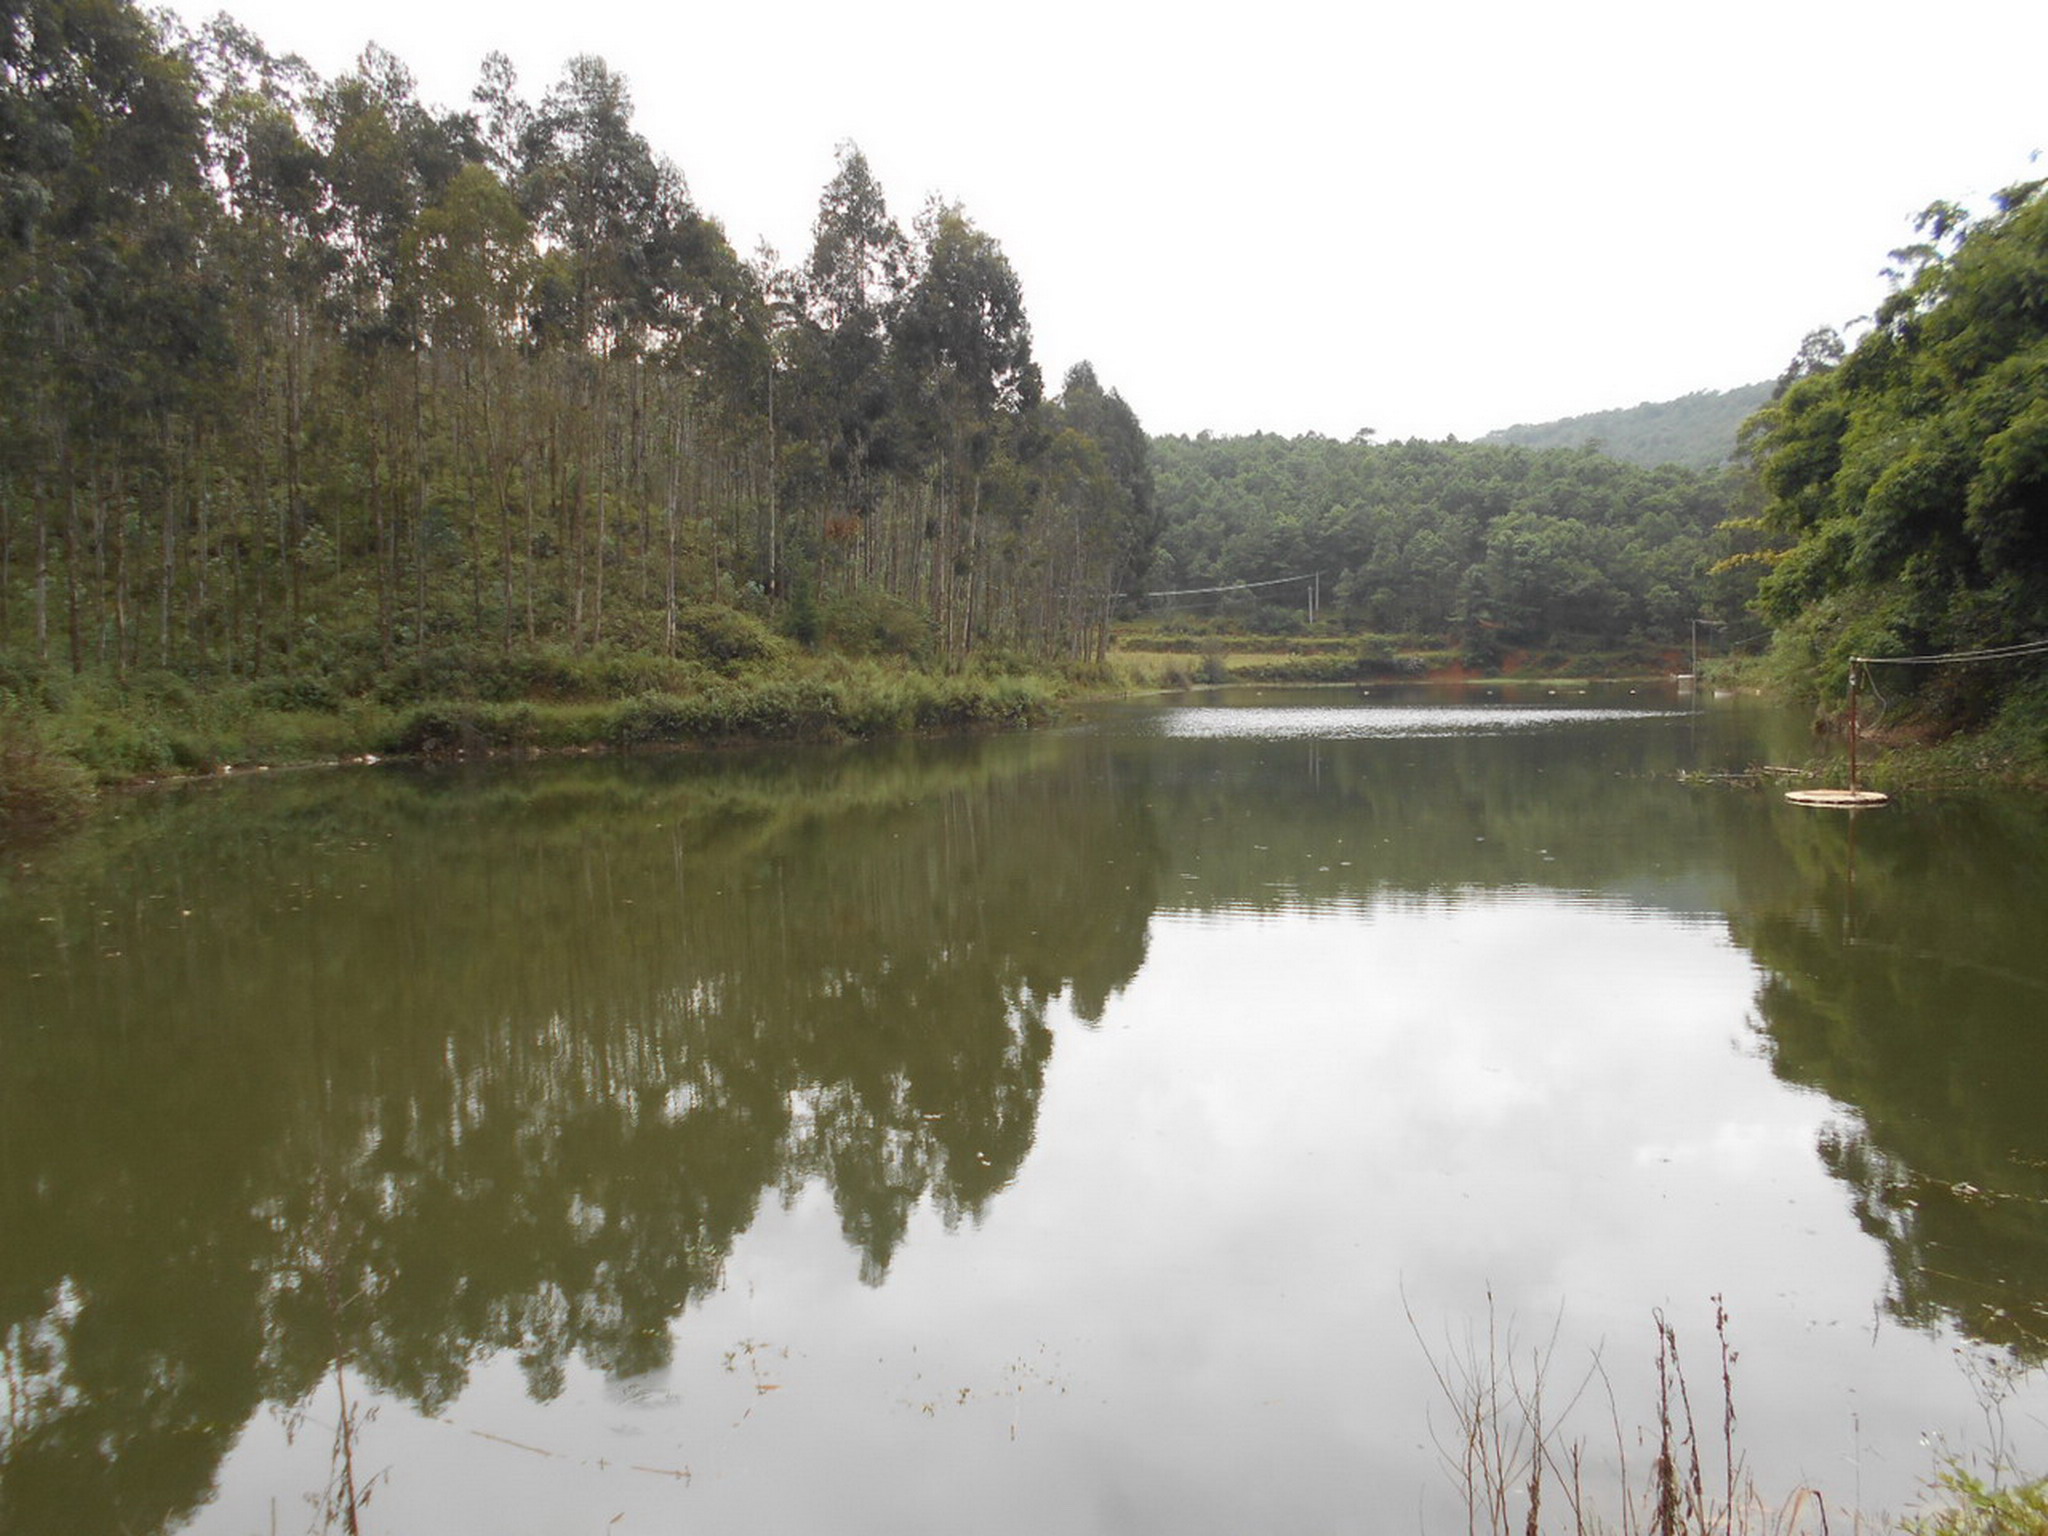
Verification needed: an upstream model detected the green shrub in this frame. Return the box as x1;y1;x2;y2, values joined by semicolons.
836;680;913;737
492;649;591;702
591;650;704;698
250;674;342;713
1910;1467;2048;1535
610;692;707;745
1246;605;1307;637
778;577;823;648
676;605;779;668
382;702;541;756
0;651;65;710
0;710;95;833
63;713;178;778
820;591;934;659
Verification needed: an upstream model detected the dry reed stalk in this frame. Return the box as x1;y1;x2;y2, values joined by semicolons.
1413;1299;1845;1536
1717;1297;1738;1536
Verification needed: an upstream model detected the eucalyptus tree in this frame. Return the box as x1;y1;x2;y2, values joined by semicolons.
790;143;912;591
309;45;472;662
1053;361;1158;656
1;0;222;674
2;2;1149;677
405;159;533;639
517;54;736;647
892;199;1041;655
188;16;335;660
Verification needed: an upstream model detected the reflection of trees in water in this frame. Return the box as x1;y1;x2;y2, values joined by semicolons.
0;738;1160;1533
1729;797;2048;1359
1128;718;2048;1365
1112;715;1762;916
0;714;1768;1533
13;699;2042;1533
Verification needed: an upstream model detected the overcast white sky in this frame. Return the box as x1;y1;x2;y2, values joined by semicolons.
161;0;2043;442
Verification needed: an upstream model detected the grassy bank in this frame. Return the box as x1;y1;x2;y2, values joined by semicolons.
1701;653;2048;793
1856;675;2048;792
0;635;1064;839
1109;632;1685;689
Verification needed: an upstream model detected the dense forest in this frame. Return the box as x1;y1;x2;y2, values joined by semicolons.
0;0;1156;690
1743;176;2048;741
5;0;2046;819
1477;382;1772;471
1144;433;1751;658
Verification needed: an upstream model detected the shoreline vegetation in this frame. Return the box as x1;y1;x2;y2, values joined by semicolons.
0;642;1064;838
0;615;1714;842
6;0;2044;831
8;627;2045;843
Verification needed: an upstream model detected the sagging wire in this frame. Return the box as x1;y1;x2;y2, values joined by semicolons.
1852;637;2048;667
1855;657;1892;735
1851;637;2048;726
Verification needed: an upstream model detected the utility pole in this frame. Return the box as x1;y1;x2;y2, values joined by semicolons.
1689;617;1724;681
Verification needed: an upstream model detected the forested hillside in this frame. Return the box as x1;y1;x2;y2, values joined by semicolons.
1743;176;2048;742
1147;434;1747;656
0;0;1155;690
1479;383;1772;471
7;0;2043;812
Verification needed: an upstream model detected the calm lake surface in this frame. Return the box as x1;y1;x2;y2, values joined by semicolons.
6;683;2048;1534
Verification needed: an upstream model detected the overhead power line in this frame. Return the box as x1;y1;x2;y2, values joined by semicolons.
1853;638;2048;666
1127;572;1320;600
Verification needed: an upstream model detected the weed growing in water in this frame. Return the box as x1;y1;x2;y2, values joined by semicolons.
1411;1294;1833;1536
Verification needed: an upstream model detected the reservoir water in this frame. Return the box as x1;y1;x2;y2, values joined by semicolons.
5;683;2048;1533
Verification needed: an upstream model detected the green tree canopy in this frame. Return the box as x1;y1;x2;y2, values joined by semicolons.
1744;179;2048;715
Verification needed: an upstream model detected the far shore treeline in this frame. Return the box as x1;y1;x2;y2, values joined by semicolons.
4;0;2047;828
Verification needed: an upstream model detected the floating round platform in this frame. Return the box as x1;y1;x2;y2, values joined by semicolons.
1784;788;1891;808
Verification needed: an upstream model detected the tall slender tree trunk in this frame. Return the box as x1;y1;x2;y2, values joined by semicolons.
159;421;177;667
111;461;131;679
593;414;607;648
370;415;391;669
194;454;210;662
285;308;304;629
34;475;49;662
664;414;681;656
63;444;83;674
0;478;12;646
227;475;243;670
460;362;483;628
524;437;537;644
414;350;429;653
766;369;778;597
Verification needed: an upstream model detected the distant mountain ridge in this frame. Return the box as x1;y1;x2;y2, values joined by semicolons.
1479;382;1772;471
